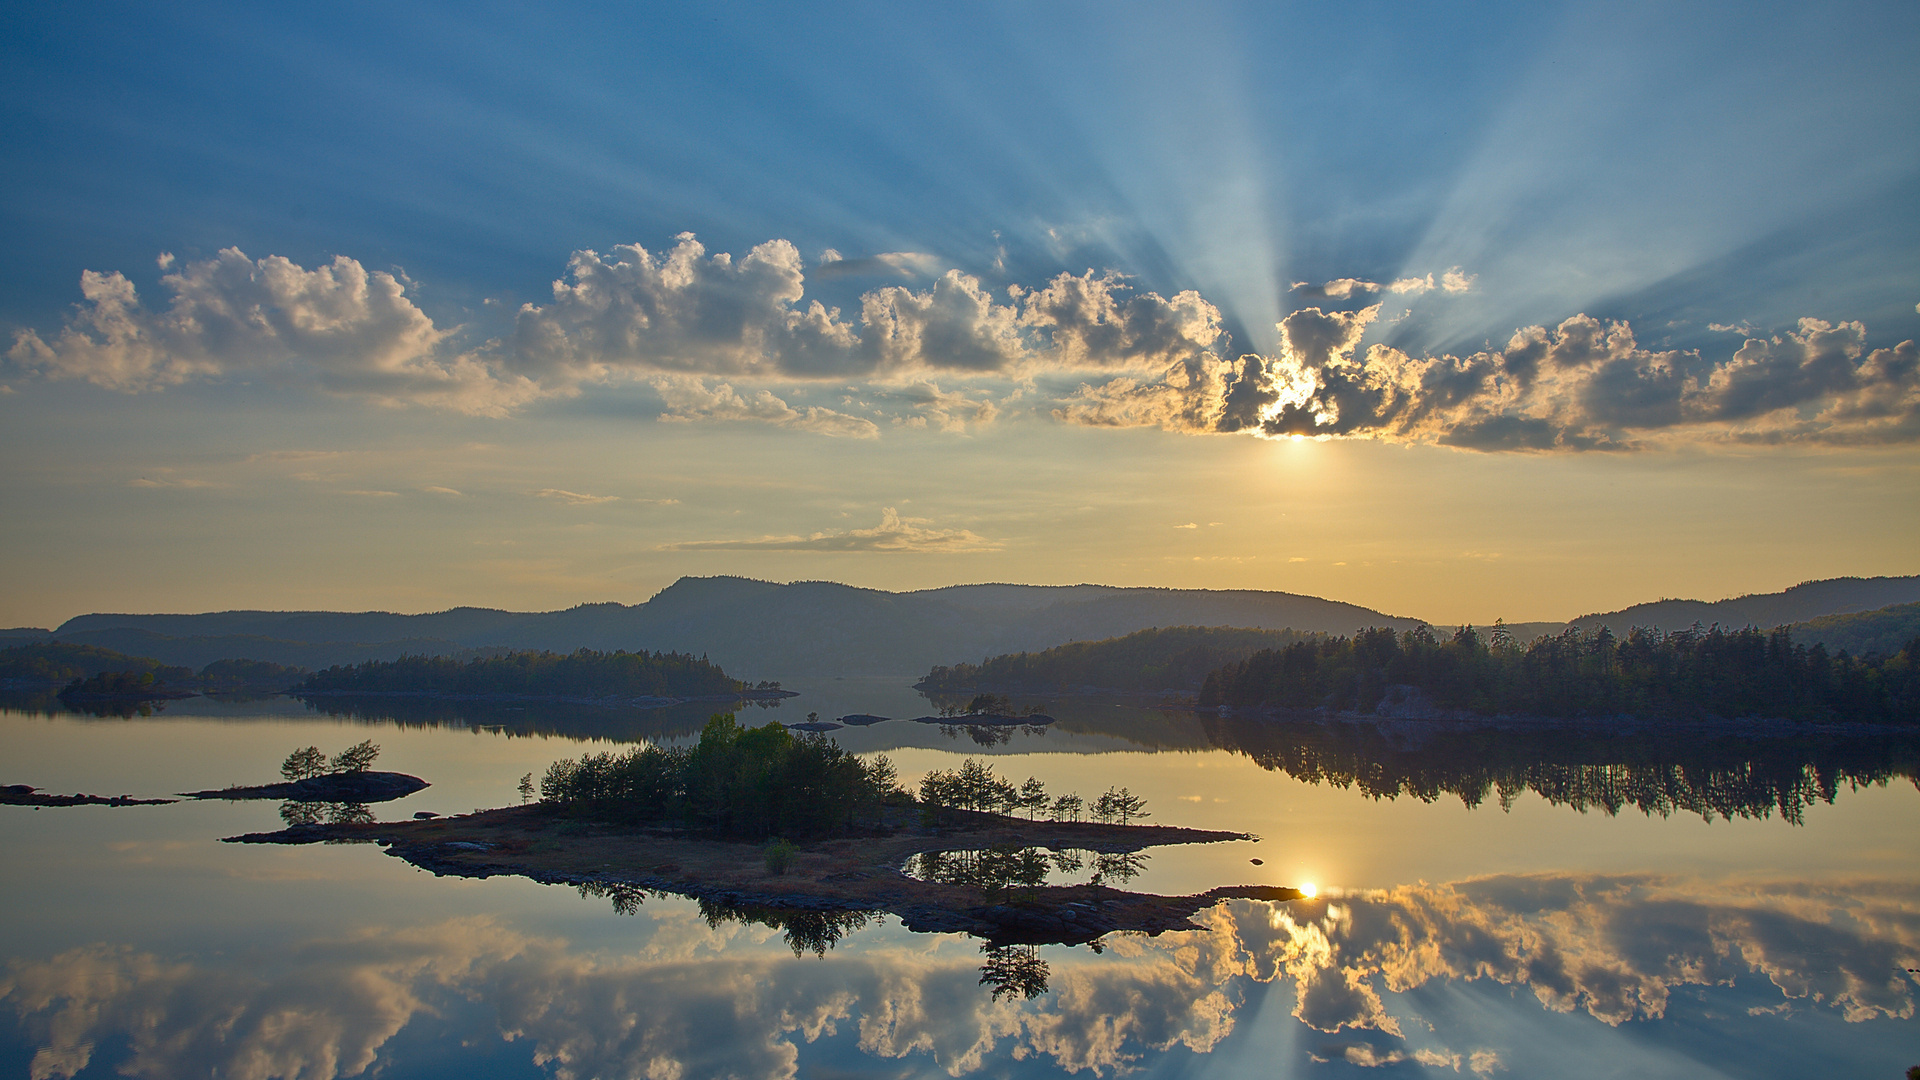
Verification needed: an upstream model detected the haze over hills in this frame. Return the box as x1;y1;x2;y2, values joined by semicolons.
23;574;1920;678
45;577;1425;676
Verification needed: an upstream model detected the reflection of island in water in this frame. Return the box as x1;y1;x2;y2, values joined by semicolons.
295;692;782;742
1202;714;1920;822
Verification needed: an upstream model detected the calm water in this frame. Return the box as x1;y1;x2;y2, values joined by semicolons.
4;676;1918;1079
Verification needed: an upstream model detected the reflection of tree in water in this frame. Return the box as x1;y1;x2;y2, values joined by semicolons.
941;723;1013;746
576;881;657;916
697;899;876;957
278;801;374;828
907;846;1149;893
1203;715;1920;823
979;944;1049;1000
294;694;738;743
1089;851;1147;887
909;846;1056;898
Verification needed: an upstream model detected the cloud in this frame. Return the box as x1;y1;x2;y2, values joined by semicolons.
7;249;537;416
812;250;947;279
877;380;999;433
650;376;879;438
11;239;1911;451
1056;308;1920;450
664;507;999;553
533;488;620;505
1289;268;1474;301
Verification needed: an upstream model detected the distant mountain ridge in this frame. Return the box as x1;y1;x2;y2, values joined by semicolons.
1571;576;1920;637
51;577;1424;676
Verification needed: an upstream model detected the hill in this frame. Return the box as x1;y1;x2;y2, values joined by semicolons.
1789;602;1920;658
1570;576;1920;636
51;577;1424;676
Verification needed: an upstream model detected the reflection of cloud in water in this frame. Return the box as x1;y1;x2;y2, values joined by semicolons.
4;877;1916;1078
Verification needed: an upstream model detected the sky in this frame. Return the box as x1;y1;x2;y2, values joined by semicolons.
2;0;1917;630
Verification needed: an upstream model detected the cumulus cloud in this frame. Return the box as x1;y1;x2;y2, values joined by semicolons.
12;239;1913;450
1058;308;1920;450
7;249;536;415
664;507;999;553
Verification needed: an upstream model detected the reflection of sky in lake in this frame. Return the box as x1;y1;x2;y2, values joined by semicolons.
4;686;1918;1077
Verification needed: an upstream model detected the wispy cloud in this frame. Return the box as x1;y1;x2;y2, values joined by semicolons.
651;376;878;438
664;507;1000;553
533;488;619;505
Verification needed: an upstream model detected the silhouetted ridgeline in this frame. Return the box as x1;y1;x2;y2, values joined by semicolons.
1198;625;1920;724
297;648;745;699
917;626;1323;694
1201;714;1920;823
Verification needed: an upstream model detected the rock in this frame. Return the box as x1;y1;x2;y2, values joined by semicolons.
413;811;439;820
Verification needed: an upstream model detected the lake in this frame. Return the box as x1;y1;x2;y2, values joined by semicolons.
4;675;1917;1079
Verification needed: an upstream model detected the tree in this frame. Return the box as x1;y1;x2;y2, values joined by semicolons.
1050;792;1084;822
517;773;535;804
280;746;327;781
1017;777;1049;820
331;740;381;773
1093;786;1149;825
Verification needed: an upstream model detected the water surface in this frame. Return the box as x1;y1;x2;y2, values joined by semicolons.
4;677;1916;1078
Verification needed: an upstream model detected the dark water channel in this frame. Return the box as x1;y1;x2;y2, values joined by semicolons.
3;677;1917;1078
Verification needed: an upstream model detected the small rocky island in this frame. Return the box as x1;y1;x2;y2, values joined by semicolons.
225;717;1304;946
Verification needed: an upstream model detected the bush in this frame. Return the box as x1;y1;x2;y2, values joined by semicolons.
764;838;798;875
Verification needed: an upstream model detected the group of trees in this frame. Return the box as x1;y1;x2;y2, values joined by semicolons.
538;713;902;839
299;648;744;699
538;722;1154;841
919;626;1322;695
916;758;1148;826
1198;624;1920;724
280;740;382;780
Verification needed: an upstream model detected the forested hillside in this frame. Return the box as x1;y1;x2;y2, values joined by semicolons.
918;626;1324;694
1199;625;1920;724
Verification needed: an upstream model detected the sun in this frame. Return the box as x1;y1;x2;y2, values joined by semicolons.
1299;882;1317;898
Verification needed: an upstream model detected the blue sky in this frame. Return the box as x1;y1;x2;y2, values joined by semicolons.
2;0;1917;626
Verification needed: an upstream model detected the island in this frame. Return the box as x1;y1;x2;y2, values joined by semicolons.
223;715;1304;948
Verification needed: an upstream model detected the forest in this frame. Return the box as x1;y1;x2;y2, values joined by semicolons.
917;625;1324;694
298;647;744;699
538;713;900;838
1198;624;1920;724
538;718;1135;843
